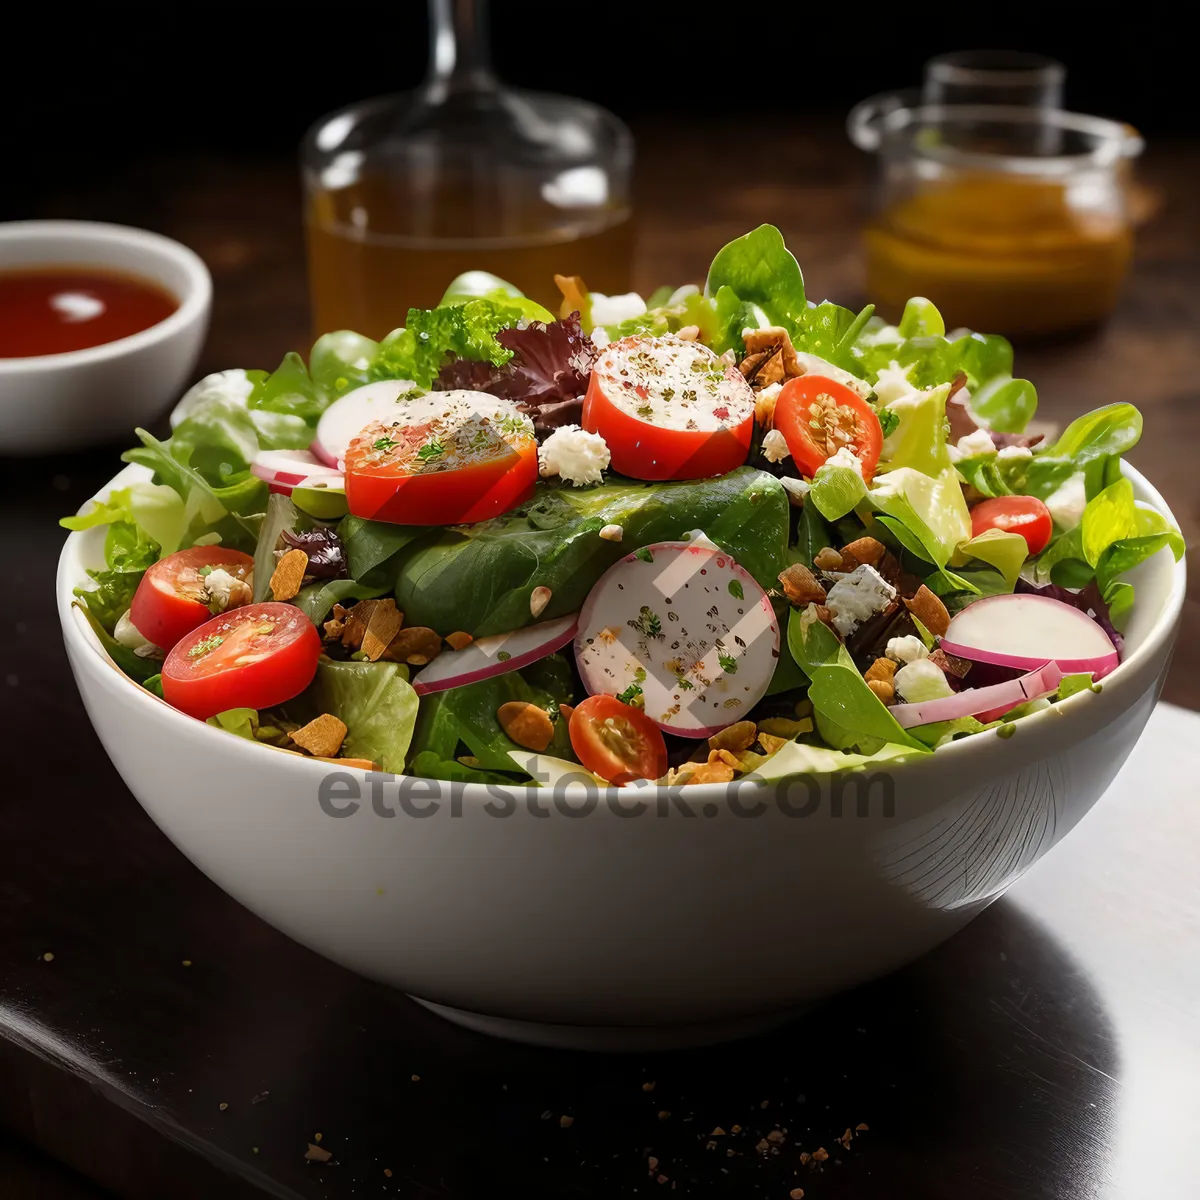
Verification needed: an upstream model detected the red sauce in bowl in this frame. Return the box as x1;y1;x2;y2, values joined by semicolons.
0;266;179;358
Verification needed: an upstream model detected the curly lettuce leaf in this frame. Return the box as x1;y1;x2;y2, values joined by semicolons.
439;271;555;323
371;298;526;389
393;468;790;636
787;607;928;755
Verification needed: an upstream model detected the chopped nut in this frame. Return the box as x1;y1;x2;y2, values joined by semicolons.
383;626;442;666
322;616;345;641
863;657;897;685
767;1130;785;1144
340;599;381;651
840;537;886;568
756;732;788;756
867;679;895;705
642;1081;656;1093
798;1152;812;1166
676;324;700;342
855;1122;869;1132
812;1147;829;1163
755;1139;771;1154
790;1190;806;1200
559;703;575;726
708;720;757;753
709;748;742;770
904;584;951;637
711;1126;726;1136
658;1111;672;1121
497;701;554;752
559;1115;574;1128
757;717;809;738
445;630;473;651
361;599;404;662
837;1128;853;1149
290;713;348;758
741;326;801;384
530;586;552;618
599;523;624;542
814;546;845;572
305;1143;332;1163
270;549;308;601
678;760;735;786
778;563;827;606
812;604;837;631
739;346;787;389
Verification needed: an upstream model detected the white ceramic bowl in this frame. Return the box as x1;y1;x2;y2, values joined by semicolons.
0;221;211;455
58;464;1186;1050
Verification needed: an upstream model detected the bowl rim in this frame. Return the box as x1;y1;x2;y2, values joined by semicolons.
58;461;1187;799
0;220;211;375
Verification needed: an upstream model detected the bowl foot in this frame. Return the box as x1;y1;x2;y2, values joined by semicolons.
409;997;807;1052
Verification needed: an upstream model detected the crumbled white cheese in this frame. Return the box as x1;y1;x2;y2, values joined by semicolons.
825;564;897;638
794;353;873;400
170;369;255;429
872;361;918;406
1044;471;1088;531
894;658;954;703
599;523;624;542
755;381;784;427
761;429;790;464
538;424;611;487
885;635;929;665
588;292;647;328
780;477;811;506
114;610;154;651
997;444;1034;460
948;428;998;463
824;446;864;477
204;567;252;613
589;327;611;350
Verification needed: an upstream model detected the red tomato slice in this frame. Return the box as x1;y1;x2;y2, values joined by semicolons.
772;375;883;482
583;335;755;480
129;546;255;651
970;495;1054;555
162;603;322;721
343;391;537;525
569;694;669;785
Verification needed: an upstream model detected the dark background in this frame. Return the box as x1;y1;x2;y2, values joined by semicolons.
0;0;1188;218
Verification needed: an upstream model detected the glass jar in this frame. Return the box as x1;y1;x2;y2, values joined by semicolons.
847;103;1143;338
301;0;634;339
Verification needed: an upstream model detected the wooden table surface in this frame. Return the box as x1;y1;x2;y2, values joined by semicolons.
2;120;1197;1198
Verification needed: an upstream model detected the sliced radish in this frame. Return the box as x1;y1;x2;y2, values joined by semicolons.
940;593;1119;680
314;379;422;467
410;615;578;697
574;541;779;738
890;662;1064;728
251;449;345;496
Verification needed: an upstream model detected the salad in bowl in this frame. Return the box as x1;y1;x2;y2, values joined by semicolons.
62;225;1184;789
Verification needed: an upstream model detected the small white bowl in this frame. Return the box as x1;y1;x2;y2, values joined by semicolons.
0;221;210;455
58;463;1186;1050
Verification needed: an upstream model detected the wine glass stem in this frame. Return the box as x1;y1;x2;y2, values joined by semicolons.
428;0;495;92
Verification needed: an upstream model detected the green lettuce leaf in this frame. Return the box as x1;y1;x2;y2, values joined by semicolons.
704;224;807;334
607;288;721;345
970;376;1038;433
71;601;160;682
207;708;260;740
338;514;430;580
950;528;1028;590
907;715;994;748
289;659;419;775
896;295;945;338
808;464;867;522
849;319;1019;394
744;731;922;781
407;660;574;781
439;271;555;323
293;578;391;625
1081;478;1139;566
1058;673;1096;701
878;381;952;476
787;607;928;755
393;469;790;636
309;330;380;401
869;466;972;568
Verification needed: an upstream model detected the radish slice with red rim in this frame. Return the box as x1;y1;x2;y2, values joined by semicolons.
410;615;578;697
574;540;779;738
940;593;1119;680
314;379;422;467
890;662;1064;729
251;449;344;495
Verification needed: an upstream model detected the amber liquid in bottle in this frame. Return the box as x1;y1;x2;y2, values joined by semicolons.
306;170;635;340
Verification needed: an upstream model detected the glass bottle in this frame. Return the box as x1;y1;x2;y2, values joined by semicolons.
301;0;635;339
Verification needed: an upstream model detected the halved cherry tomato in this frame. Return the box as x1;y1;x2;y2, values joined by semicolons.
129;546;255;651
772;375;883;482
583;335;755;480
970;495;1054;555
343;391;537;525
569;694;669;785
162;602;322;721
